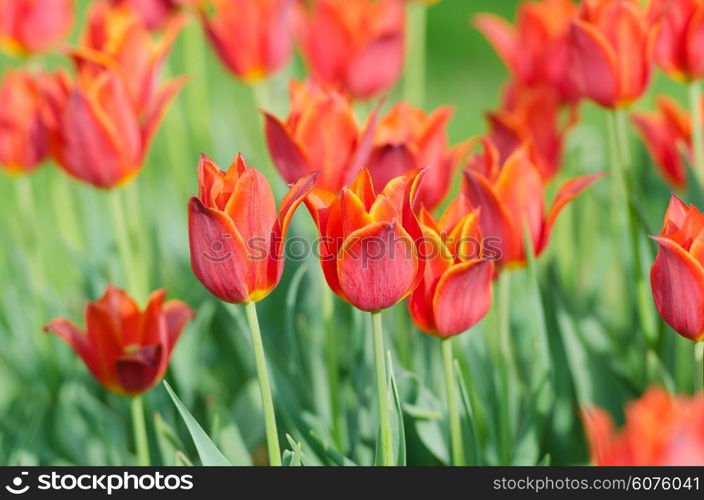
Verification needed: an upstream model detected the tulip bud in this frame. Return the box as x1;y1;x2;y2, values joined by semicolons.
188;153;317;304
649;0;704;81
44;286;194;396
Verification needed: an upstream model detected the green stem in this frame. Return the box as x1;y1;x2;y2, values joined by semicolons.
690;81;704;187
51;173;84;252
371;310;393;466
404;3;427;106
497;272;512;465
244;301;282;466
108;189;143;302
441;338;464;466
322;284;343;449
131;395;150;466
15;176;45;293
696;342;704;393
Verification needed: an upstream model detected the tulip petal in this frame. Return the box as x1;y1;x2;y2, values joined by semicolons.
663;193;689;234
162;300;195;355
337;221;419;311
43;319;99;379
569;20;619;108
631;112;687;189
367;145;417;196
651;236;704;341
345;32;404;98
348;101;382;186
432;259;494;337
116;344;162;395
687;6;704;77
225;168;278;244
188;197;251;304
473;14;517;74
350;168;377;211
142;76;187;151
264;112;311;185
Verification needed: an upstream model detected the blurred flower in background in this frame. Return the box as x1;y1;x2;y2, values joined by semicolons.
583;387;704;465
111;0;194;31
44;286;194;396
199;0;295;82
0;0;73;55
264;79;378;194
297;0;405;99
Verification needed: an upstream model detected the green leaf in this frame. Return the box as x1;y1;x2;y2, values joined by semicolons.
454;360;481;465
162;381;231;466
388;352;406;466
154;412;186;466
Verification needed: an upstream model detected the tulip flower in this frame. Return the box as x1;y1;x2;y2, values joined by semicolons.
648;0;704;81
649;194;704;342
0;70;53;174
408;195;494;337
568;0;652;109
0;0;73;55
264;79;378;194
632;96;694;190
487;85;578;181
463;139;603;268
367;102;457;210
583;387;704;465
44;286;194;396
473;0;577;104
111;0;192;31
296;0;405;99
188;153;317;304
49;63;185;188
78;1;184;116
199;0;295;81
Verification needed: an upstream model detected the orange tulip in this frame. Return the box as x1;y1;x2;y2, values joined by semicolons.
0;70;53;174
0;0;73;55
474;0;578;103
583;387;704;465
264;79;378;194
188;153;317;304
650;194;704;342
487;85;578;182
296;0;405;99
648;0;704;81
44;286;194;396
632;96;694;190
48;61;184;188
367;102;458;211
568;0;652;108
463;139;603;268
305;168;425;312
78;1;184;116
199;0;295;81
408;195;494;337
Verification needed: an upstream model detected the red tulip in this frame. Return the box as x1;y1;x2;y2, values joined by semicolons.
199;0;295;81
0;70;53;174
650;194;704;342
648;0;704;81
463;139;603;268
408;195;494;337
568;0;652;108
0;0;73;55
367;102;458;211
632;96;694;190
78;1;184;116
305;168;425;312
188;153;317;304
44;286;194;396
296;0;405;99
110;0;192;31
583;387;704;465
48;63;184;188
264;79;378;194
487;85;578;182
473;0;578;104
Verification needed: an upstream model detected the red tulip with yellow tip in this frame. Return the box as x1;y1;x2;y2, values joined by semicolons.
408;195;494;337
44;286;194;396
650;194;704;342
188;153;317;304
296;0;405;99
199;0;295;82
0;0;73;55
264;79;378;195
568;0;652;109
305;168;425;312
463;139;603;268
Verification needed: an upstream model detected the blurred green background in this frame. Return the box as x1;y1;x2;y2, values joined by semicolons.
0;0;698;466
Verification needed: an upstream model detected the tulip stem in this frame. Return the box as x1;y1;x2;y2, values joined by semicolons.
371;310;394;466
131;396;150;466
108;189;144;302
497;271;512;465
243;301;282;466
696;342;704;393
404;2;427;106
689;81;704;187
441;338;464;466
322;284;343;449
